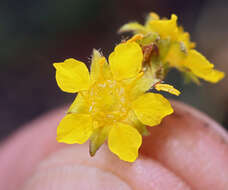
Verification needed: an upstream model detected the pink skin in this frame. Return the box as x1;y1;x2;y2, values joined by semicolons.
0;101;228;190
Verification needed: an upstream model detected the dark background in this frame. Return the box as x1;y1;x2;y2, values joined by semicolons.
0;0;228;141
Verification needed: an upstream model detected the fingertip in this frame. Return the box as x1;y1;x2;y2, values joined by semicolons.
140;101;228;190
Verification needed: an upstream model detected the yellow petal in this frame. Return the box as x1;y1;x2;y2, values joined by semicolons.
155;83;181;96
68;92;89;114
202;69;225;83
149;12;160;19
184;50;225;83
177;27;195;50
184;50;213;71
147;12;160;21
53;58;91;93
108;122;142;162
132;93;173;126
90;49;111;81
109;42;143;80
148;14;178;40
165;43;186;67
145;12;160;26
119;22;147;34
57;114;93;144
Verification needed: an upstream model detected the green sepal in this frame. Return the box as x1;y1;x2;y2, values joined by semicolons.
127;110;150;136
183;71;201;85
139;33;159;46
67;93;89;114
89;126;111;156
119;22;147;34
135;124;150;136
158;39;172;59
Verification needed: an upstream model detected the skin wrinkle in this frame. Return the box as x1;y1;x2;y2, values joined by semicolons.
33;144;191;190
22;164;133;190
31;152;136;190
140;129;193;189
144;144;193;189
129;157;191;190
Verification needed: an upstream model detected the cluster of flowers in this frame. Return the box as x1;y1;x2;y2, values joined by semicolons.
53;13;224;162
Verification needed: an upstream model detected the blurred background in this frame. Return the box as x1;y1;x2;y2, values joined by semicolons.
0;0;227;141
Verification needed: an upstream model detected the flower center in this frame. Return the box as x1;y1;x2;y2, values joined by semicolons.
88;80;129;126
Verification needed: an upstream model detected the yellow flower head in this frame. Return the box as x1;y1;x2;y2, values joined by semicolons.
54;42;173;162
120;12;225;84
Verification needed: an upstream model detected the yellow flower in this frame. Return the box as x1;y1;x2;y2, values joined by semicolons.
166;45;225;83
120;12;225;83
54;42;173;162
